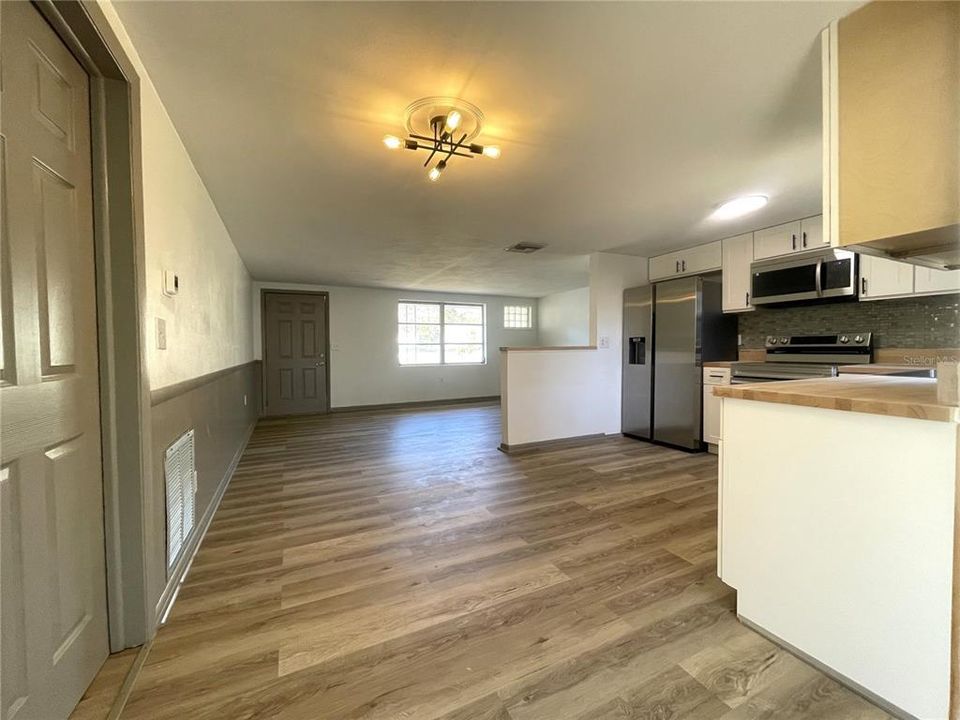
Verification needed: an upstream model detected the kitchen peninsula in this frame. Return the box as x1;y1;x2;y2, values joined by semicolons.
714;375;958;719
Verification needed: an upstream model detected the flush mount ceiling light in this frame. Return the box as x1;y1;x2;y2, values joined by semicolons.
711;195;768;220
382;96;501;182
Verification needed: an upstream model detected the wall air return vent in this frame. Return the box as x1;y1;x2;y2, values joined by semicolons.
164;429;197;570
506;242;546;254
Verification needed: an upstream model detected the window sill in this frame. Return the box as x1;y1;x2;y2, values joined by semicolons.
398;362;488;368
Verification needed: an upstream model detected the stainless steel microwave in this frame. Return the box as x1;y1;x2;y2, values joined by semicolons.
750;249;858;306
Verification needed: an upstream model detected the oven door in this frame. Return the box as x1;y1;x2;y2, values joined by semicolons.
750;250;857;305
731;376;792;385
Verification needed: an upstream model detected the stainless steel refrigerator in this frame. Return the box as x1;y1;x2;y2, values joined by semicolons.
622;276;736;450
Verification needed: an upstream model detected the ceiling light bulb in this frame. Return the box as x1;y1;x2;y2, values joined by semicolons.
383;135;402;150
428;166;441;182
711;195;768;220
445;110;462;132
482;145;501;159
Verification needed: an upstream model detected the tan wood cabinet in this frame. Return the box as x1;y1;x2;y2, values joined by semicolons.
831;2;959;256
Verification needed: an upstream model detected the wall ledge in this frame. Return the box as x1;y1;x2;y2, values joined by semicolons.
500;345;597;352
150;360;260;406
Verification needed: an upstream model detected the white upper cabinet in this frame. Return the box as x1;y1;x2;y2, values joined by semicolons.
800;215;828;250
914;267;960;295
649;240;721;281
753;221;802;260
721;233;754;313
753;216;826;260
859;255;914;300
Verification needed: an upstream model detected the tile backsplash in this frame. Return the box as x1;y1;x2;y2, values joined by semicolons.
738;293;960;348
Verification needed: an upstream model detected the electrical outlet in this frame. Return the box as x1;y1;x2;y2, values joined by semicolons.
599;335;610;349
156;317;167;350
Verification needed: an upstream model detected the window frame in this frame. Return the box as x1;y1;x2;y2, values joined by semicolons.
503;304;533;329
397;300;487;367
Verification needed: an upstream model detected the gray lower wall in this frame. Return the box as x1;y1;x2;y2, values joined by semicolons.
148;361;260;617
738;293;960;348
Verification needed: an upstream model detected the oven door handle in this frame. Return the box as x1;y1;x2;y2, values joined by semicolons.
814;257;823;297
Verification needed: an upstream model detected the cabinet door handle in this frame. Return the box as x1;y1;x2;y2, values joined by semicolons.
802;231;807;248
745;291;749;306
676;260;680;273
681;259;686;272
861;277;867;296
791;234;797;250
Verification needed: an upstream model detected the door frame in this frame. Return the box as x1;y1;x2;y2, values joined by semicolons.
31;0;154;650
260;289;331;415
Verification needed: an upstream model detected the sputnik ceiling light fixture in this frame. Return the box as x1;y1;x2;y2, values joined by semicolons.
383;96;500;182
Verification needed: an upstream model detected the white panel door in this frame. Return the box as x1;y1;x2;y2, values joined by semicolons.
915;266;960;295
753;221;802;260
1;4;109;718
721;233;754;312
860;255;915;300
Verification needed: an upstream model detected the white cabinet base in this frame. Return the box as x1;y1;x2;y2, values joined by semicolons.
720;398;955;720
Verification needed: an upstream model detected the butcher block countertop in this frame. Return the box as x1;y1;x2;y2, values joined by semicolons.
713;375;959;423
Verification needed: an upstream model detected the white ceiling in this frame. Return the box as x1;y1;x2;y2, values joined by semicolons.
113;1;860;297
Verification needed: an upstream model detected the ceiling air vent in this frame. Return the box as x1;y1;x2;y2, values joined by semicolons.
506;242;546;254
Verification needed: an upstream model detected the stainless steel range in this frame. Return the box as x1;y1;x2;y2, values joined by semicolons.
731;333;872;384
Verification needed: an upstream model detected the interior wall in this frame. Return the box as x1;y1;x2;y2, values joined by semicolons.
97;1;258;633
538;287;590;346
588;252;650;433
100;8;253;391
252;281;539;408
139;75;253;389
501;253;648;446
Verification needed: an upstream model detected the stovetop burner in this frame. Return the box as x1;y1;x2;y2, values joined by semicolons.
731;332;873;383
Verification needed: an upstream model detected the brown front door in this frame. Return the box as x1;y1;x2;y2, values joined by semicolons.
262;292;329;416
1;3;110;717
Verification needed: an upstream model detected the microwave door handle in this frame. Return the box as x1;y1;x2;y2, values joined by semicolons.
814;258;823;296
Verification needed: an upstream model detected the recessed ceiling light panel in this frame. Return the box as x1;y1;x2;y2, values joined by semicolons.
711;195;768;220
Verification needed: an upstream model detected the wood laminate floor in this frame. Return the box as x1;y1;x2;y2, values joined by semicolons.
117;402;891;719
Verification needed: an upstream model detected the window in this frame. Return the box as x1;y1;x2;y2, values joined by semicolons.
398;302;486;365
503;305;532;329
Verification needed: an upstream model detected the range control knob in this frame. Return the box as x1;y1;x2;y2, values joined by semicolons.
839;335;850;344
767;336;778;345
854;335;864;344
780;336;789;345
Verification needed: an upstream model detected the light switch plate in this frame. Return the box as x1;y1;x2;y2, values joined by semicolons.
599;335;610;349
156;317;167;350
162;270;180;296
